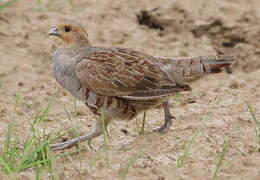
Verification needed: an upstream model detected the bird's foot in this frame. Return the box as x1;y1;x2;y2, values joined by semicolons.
50;138;79;151
153;115;175;134
49;129;102;151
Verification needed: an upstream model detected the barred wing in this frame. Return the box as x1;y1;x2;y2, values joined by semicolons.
75;48;173;97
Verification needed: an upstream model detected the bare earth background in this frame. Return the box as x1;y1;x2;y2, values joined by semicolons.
0;0;260;179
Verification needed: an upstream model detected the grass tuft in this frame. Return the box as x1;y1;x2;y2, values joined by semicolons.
0;98;59;177
177;129;200;167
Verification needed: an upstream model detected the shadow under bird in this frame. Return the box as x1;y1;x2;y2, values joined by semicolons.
48;22;234;151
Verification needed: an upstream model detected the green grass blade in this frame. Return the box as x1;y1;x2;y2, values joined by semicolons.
177;129;200;167
35;167;41;180
56;149;81;158
38;103;51;122
120;152;142;180
136;111;146;136
3;121;13;154
212;141;229;179
14;93;21;112
247;104;260;151
139;112;146;135
100;111;110;165
0;0;18;10
0;156;13;174
67;0;75;7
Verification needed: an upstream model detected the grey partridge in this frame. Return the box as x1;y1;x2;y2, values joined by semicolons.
48;22;234;150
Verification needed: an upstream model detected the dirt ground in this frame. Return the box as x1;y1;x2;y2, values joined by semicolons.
0;0;260;179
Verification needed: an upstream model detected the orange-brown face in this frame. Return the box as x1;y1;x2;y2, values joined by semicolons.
48;23;89;46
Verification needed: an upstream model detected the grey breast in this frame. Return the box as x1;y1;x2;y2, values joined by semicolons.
52;49;87;102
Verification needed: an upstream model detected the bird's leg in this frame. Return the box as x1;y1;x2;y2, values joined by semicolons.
153;101;175;133
50;117;106;151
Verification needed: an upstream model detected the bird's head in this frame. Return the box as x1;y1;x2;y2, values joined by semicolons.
48;22;90;47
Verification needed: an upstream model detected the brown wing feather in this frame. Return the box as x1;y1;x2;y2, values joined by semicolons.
75;48;171;97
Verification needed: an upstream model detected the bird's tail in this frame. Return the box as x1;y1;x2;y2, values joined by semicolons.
159;55;235;83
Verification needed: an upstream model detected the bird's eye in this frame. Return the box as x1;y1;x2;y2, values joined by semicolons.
64;26;71;32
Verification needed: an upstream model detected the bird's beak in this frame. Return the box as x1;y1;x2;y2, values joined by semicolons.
48;28;60;36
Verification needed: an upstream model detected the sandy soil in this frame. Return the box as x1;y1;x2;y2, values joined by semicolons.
0;0;260;179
